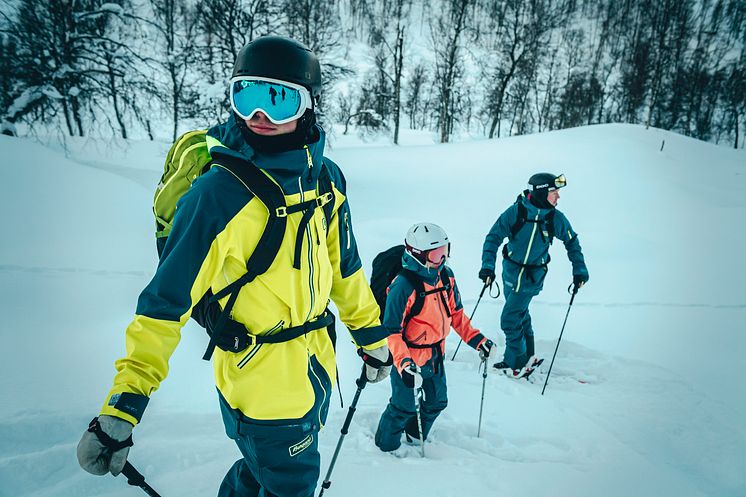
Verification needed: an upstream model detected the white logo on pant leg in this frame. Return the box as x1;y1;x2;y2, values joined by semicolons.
289;434;313;457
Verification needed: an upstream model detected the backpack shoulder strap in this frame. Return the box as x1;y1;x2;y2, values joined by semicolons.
400;269;426;330
210;151;287;283
201;152;287;361
510;201;527;239
438;267;453;318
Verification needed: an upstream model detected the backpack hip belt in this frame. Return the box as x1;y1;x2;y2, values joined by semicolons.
502;245;551;270
212;311;335;354
502;245;550;284
403;337;444;350
402;339;445;375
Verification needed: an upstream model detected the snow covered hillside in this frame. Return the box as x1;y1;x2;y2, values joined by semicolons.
0;124;744;497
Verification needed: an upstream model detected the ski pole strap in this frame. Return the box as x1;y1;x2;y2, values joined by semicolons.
121;462;163;497
87;417;133;452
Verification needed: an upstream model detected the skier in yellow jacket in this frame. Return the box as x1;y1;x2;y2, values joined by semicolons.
77;36;391;497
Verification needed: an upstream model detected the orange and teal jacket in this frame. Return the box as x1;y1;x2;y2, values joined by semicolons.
384;252;488;374
100;116;387;427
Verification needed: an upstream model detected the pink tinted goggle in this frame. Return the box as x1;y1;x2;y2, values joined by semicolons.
425;244;450;266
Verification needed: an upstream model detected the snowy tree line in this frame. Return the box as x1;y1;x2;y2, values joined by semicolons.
1;0;744;148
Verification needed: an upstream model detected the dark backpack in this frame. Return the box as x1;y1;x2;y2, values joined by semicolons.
370;245;452;331
156;130;336;360
509;194;556;244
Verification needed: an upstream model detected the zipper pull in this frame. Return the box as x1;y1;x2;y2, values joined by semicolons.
304;145;313;183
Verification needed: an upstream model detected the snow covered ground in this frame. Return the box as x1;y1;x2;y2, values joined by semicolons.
0;124;744;497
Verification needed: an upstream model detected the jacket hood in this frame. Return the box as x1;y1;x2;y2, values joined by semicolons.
520;190;554;218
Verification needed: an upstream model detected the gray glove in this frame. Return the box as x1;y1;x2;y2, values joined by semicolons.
77;415;134;476
359;344;393;383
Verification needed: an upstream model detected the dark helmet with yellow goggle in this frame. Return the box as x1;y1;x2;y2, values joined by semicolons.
528;173;567;192
527;173;566;209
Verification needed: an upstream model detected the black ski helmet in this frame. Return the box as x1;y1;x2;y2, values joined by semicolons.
232;36;322;100
528;172;566;192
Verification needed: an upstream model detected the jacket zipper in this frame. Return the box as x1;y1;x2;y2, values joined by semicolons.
304;145;314;184
436;294;448;336
516;214;540;293
343;211;351;250
299;177;316;323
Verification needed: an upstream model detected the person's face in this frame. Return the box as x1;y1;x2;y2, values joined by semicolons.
245;111;298;135
547;189;560;206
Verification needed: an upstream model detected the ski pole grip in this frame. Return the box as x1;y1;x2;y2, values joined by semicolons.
479;282;489;298
355;365;368;390
121;462;163;497
122;462;145;487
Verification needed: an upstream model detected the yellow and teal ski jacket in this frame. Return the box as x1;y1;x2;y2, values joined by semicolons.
100;117;387;427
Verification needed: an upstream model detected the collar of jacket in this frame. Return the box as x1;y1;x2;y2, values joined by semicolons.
206;113;326;193
520;190;555;218
401;251;443;286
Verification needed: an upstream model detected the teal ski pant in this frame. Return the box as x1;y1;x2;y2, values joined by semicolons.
374;364;448;452
501;287;537;369
218;394;320;497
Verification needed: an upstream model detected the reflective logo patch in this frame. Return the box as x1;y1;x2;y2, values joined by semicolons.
289;434;313;457
108;393;121;406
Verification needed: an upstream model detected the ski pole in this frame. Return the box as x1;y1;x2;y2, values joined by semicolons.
541;285;578;396
477;357;488;437
413;385;425;458
318;366;368;497
121;461;163;497
451;282;492;361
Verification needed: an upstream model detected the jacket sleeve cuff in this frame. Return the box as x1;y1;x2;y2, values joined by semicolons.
350;325;390;347
100;392;149;425
468;334;486;350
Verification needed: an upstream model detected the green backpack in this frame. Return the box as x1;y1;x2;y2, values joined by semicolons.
153;129;212;245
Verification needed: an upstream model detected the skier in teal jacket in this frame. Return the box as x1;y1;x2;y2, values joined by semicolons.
479;173;588;378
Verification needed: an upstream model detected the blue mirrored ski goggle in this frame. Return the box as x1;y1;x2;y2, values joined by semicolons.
230;77;312;124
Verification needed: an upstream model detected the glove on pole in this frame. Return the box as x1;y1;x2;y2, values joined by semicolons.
451;282;491;361
541;284;579;396
318;367;368;496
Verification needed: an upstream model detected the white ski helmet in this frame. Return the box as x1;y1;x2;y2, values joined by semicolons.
405;222;450;267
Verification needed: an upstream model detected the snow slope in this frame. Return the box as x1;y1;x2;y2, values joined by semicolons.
0;124;744;497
